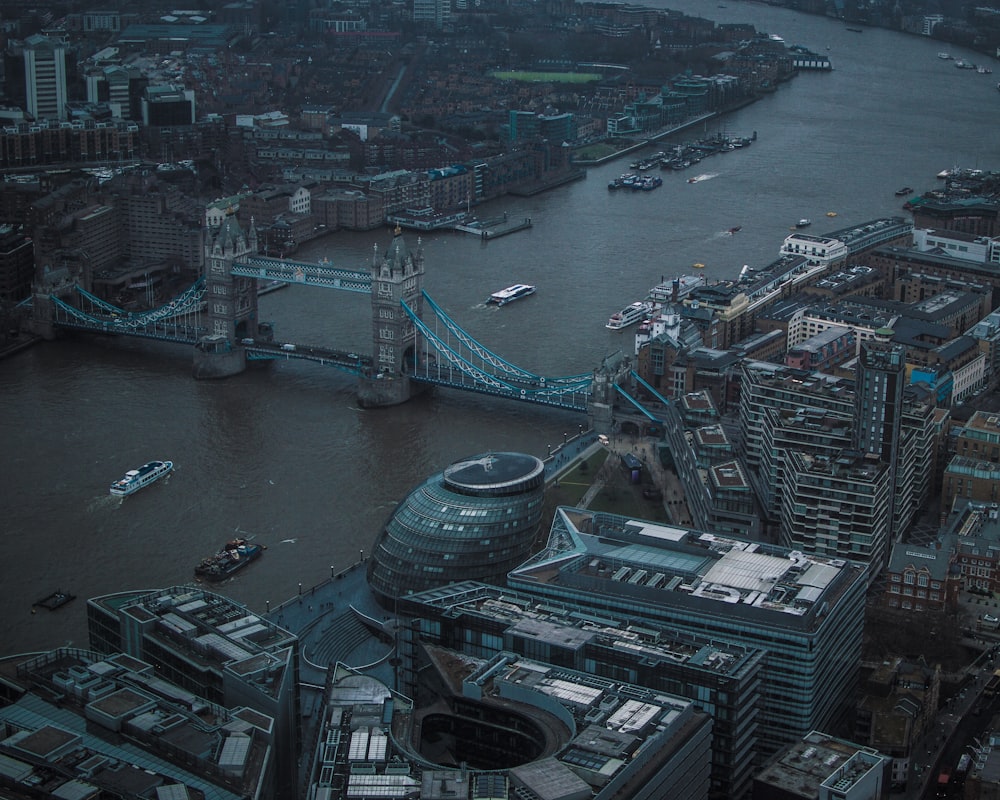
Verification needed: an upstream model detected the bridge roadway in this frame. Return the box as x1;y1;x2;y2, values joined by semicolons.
245;340;372;373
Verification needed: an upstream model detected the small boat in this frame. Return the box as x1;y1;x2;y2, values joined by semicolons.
487;284;536;306
938;52;952;59
826;211;838;217
693;262;706;269
895;187;913;196
845;26;863;32
795;219;812;228
195;538;264;582
607;301;652;331
110;460;173;496
728;226;742;234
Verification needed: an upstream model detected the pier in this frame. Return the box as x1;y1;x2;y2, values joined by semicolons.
453;212;533;240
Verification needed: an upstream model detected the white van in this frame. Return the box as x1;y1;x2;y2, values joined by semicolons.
598;434;610;446
281;343;296;351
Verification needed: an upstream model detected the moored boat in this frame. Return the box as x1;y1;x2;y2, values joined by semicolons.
647;274;708;304
34;590;76;611
110;460;173;496
195;538;264;582
487;284;536;306
607;301;652;330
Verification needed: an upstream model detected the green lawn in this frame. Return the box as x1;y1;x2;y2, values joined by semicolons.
491;71;602;83
547;451;671;522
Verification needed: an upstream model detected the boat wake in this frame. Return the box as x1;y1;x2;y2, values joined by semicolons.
89;495;124;512
281;538;298;544
687;173;718;184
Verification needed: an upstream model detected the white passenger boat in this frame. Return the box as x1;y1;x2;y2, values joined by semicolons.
487;284;536;306
606;301;652;330
110;460;174;496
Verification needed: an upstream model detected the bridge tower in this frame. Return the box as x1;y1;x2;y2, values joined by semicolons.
193;216;260;379
357;226;428;408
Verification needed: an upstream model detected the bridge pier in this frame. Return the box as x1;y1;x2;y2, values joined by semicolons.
356;371;428;408
192;335;247;379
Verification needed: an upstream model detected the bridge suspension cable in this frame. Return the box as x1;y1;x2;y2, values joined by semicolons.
402;299;591;400
419;291;591;384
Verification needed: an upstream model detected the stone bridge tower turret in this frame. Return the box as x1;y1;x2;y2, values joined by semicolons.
193;217;259;378
357;226;428;408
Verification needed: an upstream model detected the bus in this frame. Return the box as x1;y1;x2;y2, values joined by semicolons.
956;753;972;782
936;766;952;797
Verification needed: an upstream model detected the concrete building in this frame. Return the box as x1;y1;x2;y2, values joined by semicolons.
781;449;892;569
753;730;891;799
0;648;275;799
22;34;68;122
86;585;300;795
308;652;714;800
854;657;941;788
397;580;764;799
507;508;869;761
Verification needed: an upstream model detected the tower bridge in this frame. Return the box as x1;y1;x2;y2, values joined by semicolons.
27;220;638;428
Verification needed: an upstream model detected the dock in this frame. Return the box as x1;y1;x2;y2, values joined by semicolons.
453;213;533;240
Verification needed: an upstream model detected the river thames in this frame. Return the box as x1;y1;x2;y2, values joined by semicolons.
1;3;997;655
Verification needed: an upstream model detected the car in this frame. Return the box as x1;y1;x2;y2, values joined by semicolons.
241;338;254;345
984;614;998;624
281;343;296;351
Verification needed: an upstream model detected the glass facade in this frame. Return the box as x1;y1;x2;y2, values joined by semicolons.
367;452;545;606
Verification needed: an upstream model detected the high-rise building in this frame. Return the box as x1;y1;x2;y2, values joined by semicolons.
739;360;937;554
22;34;68;122
412;0;451;27
854;333;907;550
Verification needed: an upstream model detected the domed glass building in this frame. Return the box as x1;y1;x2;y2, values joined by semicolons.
368;452;545;606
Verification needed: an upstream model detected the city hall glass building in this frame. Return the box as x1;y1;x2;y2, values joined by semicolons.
367;452;545;606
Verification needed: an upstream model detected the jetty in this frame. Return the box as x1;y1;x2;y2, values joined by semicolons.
453;213;533;240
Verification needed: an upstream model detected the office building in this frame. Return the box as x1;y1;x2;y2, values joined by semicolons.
308;652;714;800
753;730;891;799
508;508;869;761
398;580;764;799
22;34;68;122
0;647;274;799
367;452;545;606
86;585;300;795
